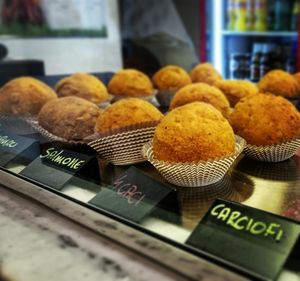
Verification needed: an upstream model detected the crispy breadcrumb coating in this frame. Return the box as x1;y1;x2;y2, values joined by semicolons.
258;70;300;98
39;96;102;140
152;65;191;91
95;98;163;133
190;63;222;85
230;94;300;146
216;80;258;107
55;73;109;104
170;83;231;118
108;69;153;97
153;102;235;162
0;77;57;116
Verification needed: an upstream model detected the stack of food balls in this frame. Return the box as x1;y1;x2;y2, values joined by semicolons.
143;63;246;187
0;73;109;142
229;69;300;162
152;65;191;106
1;61;299;186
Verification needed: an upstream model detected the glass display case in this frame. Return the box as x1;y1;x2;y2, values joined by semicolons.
1;76;300;280
0;1;300;281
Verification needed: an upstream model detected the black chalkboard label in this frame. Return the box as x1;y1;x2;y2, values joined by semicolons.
186;199;300;280
39;147;90;173
89;166;174;223
0;131;39;166
20;146;95;190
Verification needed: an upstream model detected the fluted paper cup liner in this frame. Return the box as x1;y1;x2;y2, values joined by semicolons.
26;118;85;145
142;135;246;187
243;138;300;162
156;90;176;107
0;114;37;135
87;121;159;165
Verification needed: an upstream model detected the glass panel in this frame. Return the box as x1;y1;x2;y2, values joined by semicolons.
0;0;300;279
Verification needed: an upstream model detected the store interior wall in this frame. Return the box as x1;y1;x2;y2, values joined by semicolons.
173;0;200;60
120;0;200;76
0;0;123;75
0;0;202;77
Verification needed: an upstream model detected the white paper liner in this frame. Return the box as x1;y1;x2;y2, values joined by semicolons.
156;90;176;107
26;118;85;145
243;138;300;162
87;122;158;165
142;135;246;187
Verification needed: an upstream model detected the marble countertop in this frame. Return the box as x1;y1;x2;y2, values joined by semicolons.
0;186;189;281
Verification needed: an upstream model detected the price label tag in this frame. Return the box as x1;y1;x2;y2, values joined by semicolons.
21;145;96;190
186;199;300;280
89;166;175;223
0;131;39;166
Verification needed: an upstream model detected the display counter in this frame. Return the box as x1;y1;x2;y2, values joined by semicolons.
0;111;299;281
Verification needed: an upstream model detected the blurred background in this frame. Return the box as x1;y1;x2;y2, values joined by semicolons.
0;0;298;79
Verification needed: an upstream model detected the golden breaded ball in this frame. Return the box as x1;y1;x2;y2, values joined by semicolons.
108;69;153;97
0;77;57;116
258;70;300;98
170;83;231;118
55;73;109;104
230;94;300;146
153;102;235;162
95;98;163;133
216;80;258;107
38;96;102;140
190;63;222;85
152;65;191;91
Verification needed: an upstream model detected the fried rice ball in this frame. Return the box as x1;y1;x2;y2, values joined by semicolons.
153;102;235;162
230;94;300;146
55;73;109;104
0;77;57;116
190;63;222;85
152;65;191;91
38;96;102;140
95;98;163;133
216;80;259;107
169;83;231;118
108;69;154;97
258;70;300;98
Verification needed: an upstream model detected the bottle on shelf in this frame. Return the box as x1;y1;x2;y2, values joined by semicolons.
230;53;243;79
290;0;300;31
242;53;251;78
234;0;248;31
284;43;297;73
285;55;296;73
250;43;263;82
253;0;267;32
267;0;276;31
271;45;284;69
230;52;251;79
227;0;236;30
259;43;276;78
273;0;293;31
246;0;255;31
